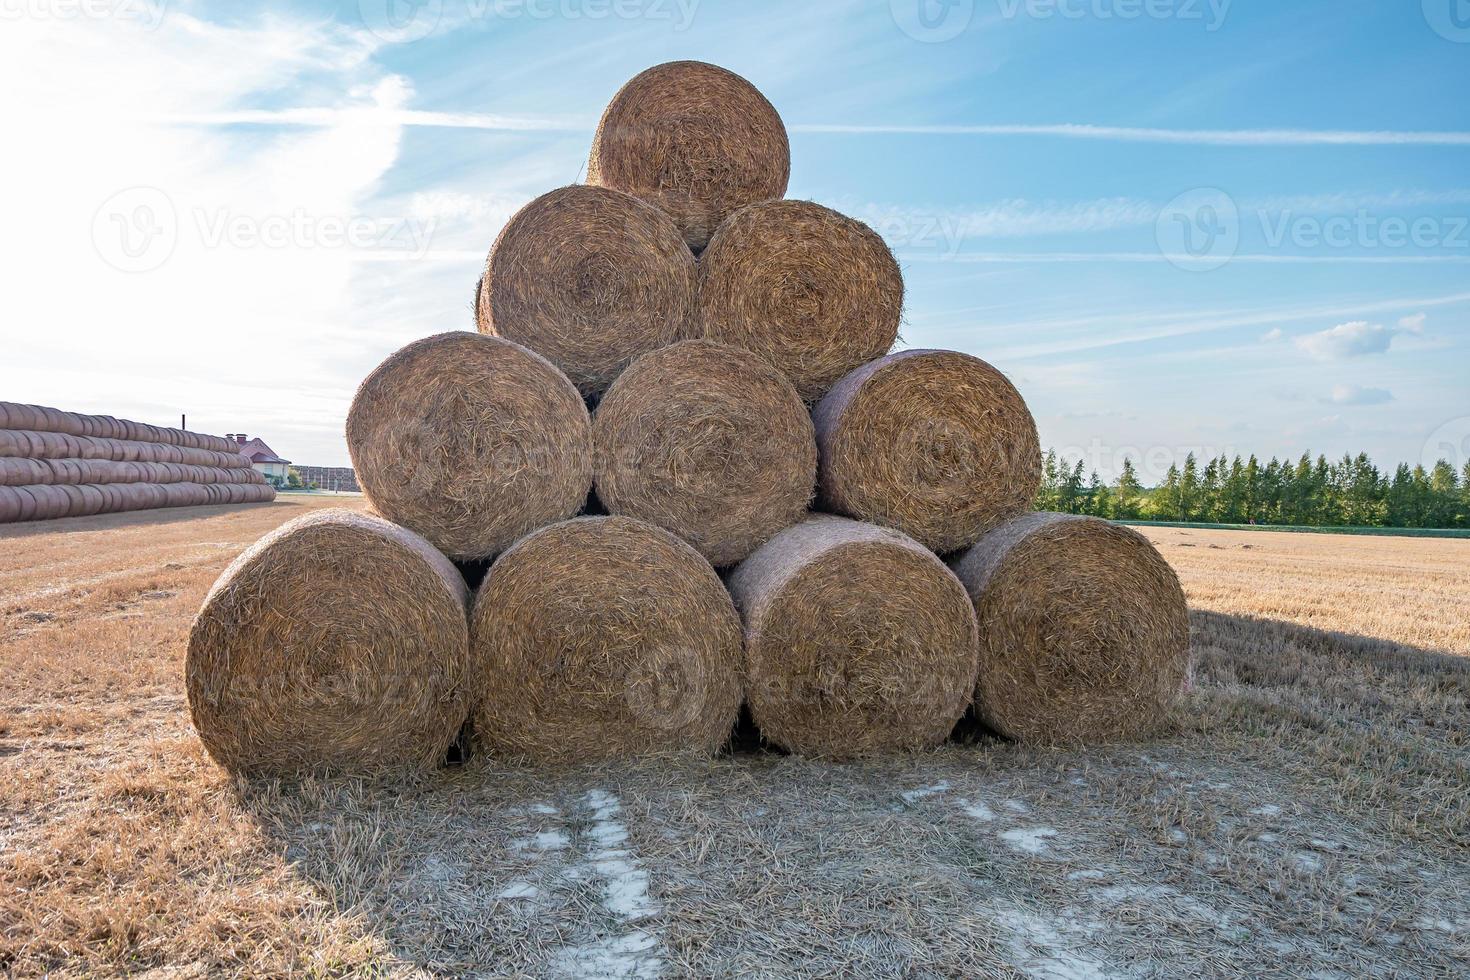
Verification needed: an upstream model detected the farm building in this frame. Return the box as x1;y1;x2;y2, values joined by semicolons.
292;465;360;493
227;434;291;485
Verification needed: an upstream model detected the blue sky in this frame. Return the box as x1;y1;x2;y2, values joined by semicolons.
2;0;1467;480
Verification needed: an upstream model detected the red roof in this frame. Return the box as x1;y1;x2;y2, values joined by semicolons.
234;437;291;466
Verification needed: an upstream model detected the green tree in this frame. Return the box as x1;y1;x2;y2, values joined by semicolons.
1427;460;1460;528
1178;453;1200;522
1113;458;1144;519
1037;450;1062;511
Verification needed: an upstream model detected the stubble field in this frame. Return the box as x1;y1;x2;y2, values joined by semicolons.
1;498;1467;978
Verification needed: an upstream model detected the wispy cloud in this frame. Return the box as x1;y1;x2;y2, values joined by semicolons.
901;252;1470;265
974;294;1467;362
788;123;1470;147
150;108;585;130
149;112;1470;147
1325;384;1394;406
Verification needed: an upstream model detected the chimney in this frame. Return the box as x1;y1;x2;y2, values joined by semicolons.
236;434;248;446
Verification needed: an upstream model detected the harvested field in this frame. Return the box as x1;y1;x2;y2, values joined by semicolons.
2;501;1468;977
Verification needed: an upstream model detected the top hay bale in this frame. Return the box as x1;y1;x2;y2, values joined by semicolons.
813;349;1041;554
347;332;593;561
186;509;470;776
476;184;698;397
588;61;790;253
592;339;816;566
697;200;903;401
949;512;1190;743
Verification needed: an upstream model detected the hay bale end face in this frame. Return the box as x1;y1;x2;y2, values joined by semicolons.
697;200;903;401
588;61;790;253
347;331;593;561
814;349;1041;554
950;512;1190;743
186;509;470;776
728;515;979;760
477;185;697;397
593;340;816;566
470;515;743;763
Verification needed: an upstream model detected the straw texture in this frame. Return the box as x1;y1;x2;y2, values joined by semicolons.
697;200;902;400
949;512;1190;743
814;349;1041;553
186;509;471;776
592;340;816;566
588;60;790;252
727;515;979;759
470;516;743;763
346;331;593;561
477;184;698;397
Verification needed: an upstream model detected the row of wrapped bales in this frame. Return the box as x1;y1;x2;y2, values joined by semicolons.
185;61;1190;777
0;481;275;523
0;402;275;524
0;430;251;468
0;401;238;453
0;457;268;487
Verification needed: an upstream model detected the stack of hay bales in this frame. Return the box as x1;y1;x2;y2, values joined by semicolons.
187;61;1189;776
0;401;274;524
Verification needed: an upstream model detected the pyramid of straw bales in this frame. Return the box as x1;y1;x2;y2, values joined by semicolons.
0;401;274;524
183;60;1190;775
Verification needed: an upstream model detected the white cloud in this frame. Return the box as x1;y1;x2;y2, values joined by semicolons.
1398;312;1427;333
1295;321;1398;360
1326;384;1394;406
1261;328;1283;342
0;13;417;466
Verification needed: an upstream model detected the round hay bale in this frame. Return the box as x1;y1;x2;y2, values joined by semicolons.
587;61;789;253
476;184;697;397
187;509;469;776
29;484;69;520
697;200;903;400
727;515;978;759
348;332;593;561
592;340;816;566
0;458;46;486
0;486;22;523
470;515;742;763
949;512;1189;743
13;486;38;522
813;349;1041;554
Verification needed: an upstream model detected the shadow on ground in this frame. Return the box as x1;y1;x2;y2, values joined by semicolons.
239;611;1470;978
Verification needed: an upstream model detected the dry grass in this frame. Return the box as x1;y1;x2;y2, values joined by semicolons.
2;502;1468;977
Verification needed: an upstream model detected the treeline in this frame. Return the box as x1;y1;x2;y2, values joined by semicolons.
1036;451;1470;529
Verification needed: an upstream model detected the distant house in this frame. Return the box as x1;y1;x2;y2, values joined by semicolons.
227;434;292;485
